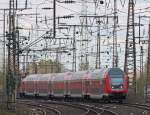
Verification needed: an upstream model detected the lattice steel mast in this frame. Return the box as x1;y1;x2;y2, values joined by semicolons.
80;0;89;70
124;0;137;94
6;0;18;110
146;24;150;102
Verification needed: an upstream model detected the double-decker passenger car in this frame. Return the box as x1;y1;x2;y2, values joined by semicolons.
19;68;128;102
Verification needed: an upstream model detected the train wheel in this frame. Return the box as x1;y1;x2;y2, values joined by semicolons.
35;94;39;98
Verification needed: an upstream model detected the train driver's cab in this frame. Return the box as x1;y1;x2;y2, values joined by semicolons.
108;68;124;90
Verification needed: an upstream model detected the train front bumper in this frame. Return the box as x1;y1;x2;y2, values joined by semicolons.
108;93;127;99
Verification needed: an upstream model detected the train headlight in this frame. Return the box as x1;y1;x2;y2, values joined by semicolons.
111;86;114;89
120;85;123;89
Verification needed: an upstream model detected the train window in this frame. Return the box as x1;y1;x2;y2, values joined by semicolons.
90;69;106;79
53;73;65;81
72;72;85;80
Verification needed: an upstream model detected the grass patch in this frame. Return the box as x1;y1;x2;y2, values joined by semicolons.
0;104;31;115
127;72;146;103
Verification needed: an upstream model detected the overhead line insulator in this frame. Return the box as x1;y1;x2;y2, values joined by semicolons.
63;0;76;3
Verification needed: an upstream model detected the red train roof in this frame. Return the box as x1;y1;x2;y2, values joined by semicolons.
22;68;109;82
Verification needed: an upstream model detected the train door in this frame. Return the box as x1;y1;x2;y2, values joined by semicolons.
48;80;52;97
64;80;70;97
65;73;72;97
102;77;106;93
82;79;85;96
21;81;25;93
51;75;55;97
70;74;82;97
35;77;38;96
85;79;90;98
82;73;91;98
64;80;67;96
48;81;52;97
102;73;109;94
19;81;25;97
53;74;65;97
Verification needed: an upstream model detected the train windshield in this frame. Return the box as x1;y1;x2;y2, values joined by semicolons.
108;68;123;78
108;68;124;85
110;78;123;84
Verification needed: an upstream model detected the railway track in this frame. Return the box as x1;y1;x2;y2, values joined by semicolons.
19;98;150;115
96;103;150;115
123;103;150;114
62;99;150;115
18;99;118;115
18;100;61;115
76;103;118;115
30;108;46;115
46;99;118;115
18;99;88;115
124;103;150;110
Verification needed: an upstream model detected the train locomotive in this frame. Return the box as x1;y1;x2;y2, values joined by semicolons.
18;68;128;102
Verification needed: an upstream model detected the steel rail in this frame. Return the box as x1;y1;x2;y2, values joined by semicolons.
45;100;118;115
123;103;150;111
18;101;61;115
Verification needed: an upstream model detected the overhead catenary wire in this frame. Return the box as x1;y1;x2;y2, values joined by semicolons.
2;0;149;73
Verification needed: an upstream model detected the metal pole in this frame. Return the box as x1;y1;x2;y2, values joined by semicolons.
141;46;143;77
139;16;141;44
16;30;20;76
23;55;25;74
112;0;118;67
146;24;150;102
72;25;76;72
53;0;56;41
53;0;56;73
3;9;6;76
140;46;143;78
96;21;101;69
3;9;6;103
139;15;142;78
16;15;19;77
59;39;61;72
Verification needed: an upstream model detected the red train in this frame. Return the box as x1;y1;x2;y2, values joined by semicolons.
18;68;128;102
